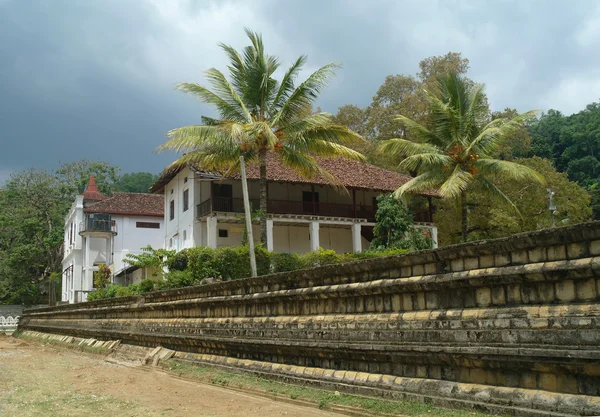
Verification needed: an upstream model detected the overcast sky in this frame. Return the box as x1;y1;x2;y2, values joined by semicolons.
1;0;600;183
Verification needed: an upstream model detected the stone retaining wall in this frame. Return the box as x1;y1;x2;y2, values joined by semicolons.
19;222;600;416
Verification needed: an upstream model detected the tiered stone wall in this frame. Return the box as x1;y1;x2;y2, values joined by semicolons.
19;222;600;416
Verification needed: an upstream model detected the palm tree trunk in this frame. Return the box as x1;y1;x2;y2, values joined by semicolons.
461;191;468;243
259;149;268;245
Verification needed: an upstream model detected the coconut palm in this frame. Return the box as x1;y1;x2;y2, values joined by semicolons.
157;29;364;244
380;73;544;242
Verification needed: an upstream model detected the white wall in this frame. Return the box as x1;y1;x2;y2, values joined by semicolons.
112;214;164;274
164;166;197;251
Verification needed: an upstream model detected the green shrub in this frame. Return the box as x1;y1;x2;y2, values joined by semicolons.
138;278;157;293
164;270;195;288
167;248;189;271
272;252;303;273
115;286;133;297
300;248;343;268
186;246;220;281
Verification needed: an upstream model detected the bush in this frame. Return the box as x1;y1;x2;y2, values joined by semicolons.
272;252;303;273
187;246;220;281
167;249;189;271
164;270;195;288
300;248;343;268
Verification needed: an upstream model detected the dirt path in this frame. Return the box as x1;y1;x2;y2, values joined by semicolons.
0;336;344;417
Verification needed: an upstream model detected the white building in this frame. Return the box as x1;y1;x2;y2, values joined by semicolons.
150;154;437;254
61;176;165;303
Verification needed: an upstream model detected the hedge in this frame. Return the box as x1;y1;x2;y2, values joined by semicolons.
87;246;410;301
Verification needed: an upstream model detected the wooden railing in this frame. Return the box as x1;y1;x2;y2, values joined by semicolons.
197;197;390;221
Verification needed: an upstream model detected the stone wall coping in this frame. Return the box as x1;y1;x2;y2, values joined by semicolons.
28;221;600;315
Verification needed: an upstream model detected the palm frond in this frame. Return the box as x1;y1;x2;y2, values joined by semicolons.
204;68;252;122
271;62;341;126
278;146;346;192
474;158;545;184
379;138;440;158
176;82;248;123
393;171;443;198
439;165;472;198
397;153;453;173
270;55;307;115
467;110;537;155
156;125;226;153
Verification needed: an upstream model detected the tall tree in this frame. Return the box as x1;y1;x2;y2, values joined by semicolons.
116;172;157;193
380;73;544;242
158;29;364;244
55;160;120;201
0;170;64;304
435;157;592;244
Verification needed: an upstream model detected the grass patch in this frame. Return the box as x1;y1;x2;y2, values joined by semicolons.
163;359;498;417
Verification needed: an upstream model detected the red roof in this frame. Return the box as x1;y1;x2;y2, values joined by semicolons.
151;153;435;196
84;193;164;217
234;153;414;192
82;175;105;201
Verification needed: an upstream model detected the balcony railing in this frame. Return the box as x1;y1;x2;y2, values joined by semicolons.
198;197;386;221
80;218;118;234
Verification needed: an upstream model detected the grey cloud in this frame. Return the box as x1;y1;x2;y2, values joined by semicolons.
0;0;598;180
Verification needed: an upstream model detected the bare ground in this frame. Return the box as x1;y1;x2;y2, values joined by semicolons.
0;336;344;417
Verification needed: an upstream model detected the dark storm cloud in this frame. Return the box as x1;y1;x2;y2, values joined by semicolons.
1;0;599;182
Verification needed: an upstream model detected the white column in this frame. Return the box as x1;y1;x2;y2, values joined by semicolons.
266;218;274;252
351;223;362;253
207;216;218;249
431;226;438;249
309;221;320;252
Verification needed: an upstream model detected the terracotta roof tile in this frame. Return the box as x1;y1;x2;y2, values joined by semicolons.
82;175;105;201
151;152;437;197
84;193;164;217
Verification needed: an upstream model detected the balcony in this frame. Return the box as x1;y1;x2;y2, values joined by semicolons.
79;214;118;235
198;197;378;221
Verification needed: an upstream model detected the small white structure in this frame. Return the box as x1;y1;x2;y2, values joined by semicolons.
61;176;164;303
151;154;437;254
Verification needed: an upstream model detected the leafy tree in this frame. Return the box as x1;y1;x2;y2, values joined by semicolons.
371;194;413;249
436;157;592;244
158;29;364;244
55;160;120;200
0;169;64;304
124;245;175;279
380;73;544;242
490;108;533;160
116;172;157;193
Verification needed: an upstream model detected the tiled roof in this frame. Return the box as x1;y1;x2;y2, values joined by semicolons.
151;153;437;196
82;175;105;201
84;193;164;217
234;153;415;192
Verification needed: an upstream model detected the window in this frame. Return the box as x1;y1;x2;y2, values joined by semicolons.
218;229;228;238
183;189;189;212
213;184;233;211
169;238;173;248
302;191;320;214
184;176;188;183
169;200;175;220
136;222;160;229
183;230;187;241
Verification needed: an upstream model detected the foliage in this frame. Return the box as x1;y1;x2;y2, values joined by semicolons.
529;102;600;218
116;172;157;193
271;252;304;273
157;29;365;244
436;157;592;245
379;73;544;241
124;245;175;279
86;245;414;300
55;160;120;200
93;264;111;289
371;194;413;249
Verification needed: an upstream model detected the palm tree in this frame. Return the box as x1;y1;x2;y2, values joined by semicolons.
380;73;544;242
157;29;364;244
